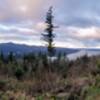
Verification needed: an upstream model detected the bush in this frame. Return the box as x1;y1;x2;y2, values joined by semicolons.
14;66;24;80
36;95;44;100
41;54;48;67
85;86;100;100
97;61;100;69
0;80;7;91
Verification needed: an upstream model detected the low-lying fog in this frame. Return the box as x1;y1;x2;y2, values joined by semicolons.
67;50;100;60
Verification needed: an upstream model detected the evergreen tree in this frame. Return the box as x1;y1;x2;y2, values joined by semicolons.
8;51;15;62
42;7;55;57
0;51;4;62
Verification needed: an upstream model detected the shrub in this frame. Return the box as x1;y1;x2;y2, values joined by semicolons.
94;61;100;75
97;61;100;69
36;95;44;100
14;66;24;80
0;80;7;91
85;86;100;100
41;54;48;67
8;51;15;62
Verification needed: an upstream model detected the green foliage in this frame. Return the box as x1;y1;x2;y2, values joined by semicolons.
0;80;7;91
42;54;48;67
14;66;24;80
0;94;8;100
94;60;100;75
36;95;44;100
97;61;100;69
23;53;35;62
0;51;4;62
85;86;100;100
95;75;100;87
8;51;15;62
23;63;28;72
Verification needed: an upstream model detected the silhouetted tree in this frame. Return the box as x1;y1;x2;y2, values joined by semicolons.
8;51;15;62
0;51;4;62
42;7;55;57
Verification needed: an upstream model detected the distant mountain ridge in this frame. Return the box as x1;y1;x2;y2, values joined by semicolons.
0;42;79;56
1;42;100;58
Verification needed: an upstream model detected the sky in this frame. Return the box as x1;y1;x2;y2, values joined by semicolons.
0;0;100;48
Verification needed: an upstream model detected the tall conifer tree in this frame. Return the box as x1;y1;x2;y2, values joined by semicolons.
42;7;55;57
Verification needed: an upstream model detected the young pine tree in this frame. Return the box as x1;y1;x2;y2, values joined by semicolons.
42;7;56;57
0;51;4;62
8;51;15;62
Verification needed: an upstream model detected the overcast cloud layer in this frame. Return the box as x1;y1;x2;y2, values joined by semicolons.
0;0;100;48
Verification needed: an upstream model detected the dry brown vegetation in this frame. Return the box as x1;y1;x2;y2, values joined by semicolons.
0;52;100;99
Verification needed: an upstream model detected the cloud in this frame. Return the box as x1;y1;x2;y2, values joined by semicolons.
36;22;48;32
66;26;100;40
0;0;100;48
0;0;58;22
0;23;38;35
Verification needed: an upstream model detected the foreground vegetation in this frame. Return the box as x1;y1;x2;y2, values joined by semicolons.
0;52;100;100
